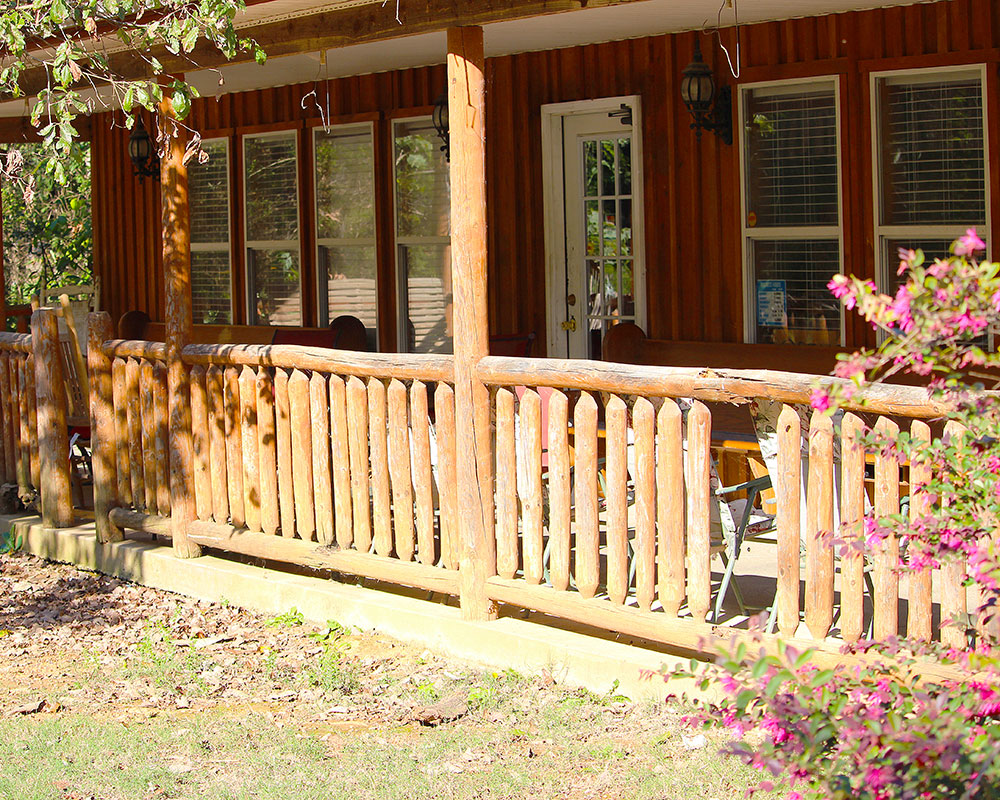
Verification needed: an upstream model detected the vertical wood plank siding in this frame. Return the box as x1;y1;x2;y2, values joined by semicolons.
90;0;1000;351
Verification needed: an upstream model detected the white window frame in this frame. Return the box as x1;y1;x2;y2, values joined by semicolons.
189;136;233;325
738;76;845;346
870;64;991;291
391;116;451;353
312;121;378;339
242;129;303;326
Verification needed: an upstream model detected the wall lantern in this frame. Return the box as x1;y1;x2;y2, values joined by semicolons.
432;90;450;162
128;117;160;183
680;39;733;145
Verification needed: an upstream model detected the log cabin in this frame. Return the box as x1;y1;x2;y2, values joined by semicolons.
0;0;994;661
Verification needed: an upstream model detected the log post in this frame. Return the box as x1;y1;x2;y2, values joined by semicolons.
31;308;73;527
448;26;495;621
88;312;121;542
160;92;201;558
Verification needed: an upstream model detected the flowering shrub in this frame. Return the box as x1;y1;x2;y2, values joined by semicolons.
667;231;1000;799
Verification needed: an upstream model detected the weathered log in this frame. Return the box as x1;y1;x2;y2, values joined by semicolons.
88;313;120;542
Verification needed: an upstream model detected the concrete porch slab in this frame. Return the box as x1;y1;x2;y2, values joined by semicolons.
2;514;683;702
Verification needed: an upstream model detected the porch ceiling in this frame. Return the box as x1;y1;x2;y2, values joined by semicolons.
0;0;934;119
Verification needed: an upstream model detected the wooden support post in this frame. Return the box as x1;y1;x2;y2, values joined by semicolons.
31;308;73;527
448;25;495;621
160;92;201;558
88;312;121;542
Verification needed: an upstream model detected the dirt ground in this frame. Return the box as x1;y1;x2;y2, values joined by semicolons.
0;551;763;800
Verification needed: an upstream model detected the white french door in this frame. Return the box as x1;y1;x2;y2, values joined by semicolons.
543;97;645;360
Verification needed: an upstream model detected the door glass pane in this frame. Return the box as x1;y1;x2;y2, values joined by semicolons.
249;249;301;327
584;140;598;197
602;199;617;256
620;259;634;318
600;139;615;196
401;244;452;354
585;200;599;256
618;139;631;195
619;199;632;256
752;239;840;345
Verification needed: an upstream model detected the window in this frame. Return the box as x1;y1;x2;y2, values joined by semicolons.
244;131;301;326
874;68;989;283
189;139;232;324
314;124;377;346
740;79;842;346
393;119;451;354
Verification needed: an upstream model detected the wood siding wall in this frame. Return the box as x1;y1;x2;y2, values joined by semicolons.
91;0;1000;352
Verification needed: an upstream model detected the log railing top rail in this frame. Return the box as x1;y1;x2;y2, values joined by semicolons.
180;342;455;382
0;331;33;353
103;339;168;362
476;355;952;418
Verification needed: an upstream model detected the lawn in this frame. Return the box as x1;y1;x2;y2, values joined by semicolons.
0;552;764;800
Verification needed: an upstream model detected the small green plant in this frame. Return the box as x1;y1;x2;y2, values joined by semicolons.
0;530;22;554
304;619;359;695
267;607;305;627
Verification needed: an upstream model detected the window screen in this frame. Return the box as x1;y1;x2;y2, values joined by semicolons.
189;139;232;324
394;119;451;354
742;81;841;345
875;71;988;288
315;126;377;344
244;132;301;327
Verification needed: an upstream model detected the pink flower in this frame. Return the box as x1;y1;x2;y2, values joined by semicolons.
954;228;986;256
954;311;988;335
809;389;830;412
866;765;893;789
827;275;857;309
988;456;1000;474
897;247;917;275
890;286;914;332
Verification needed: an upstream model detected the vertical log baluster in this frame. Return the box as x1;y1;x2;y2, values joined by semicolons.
368;378;392;556
435;382;458;569
256;369;279;536
24;353;39;490
189;365;212;521
346;375;371;552
239;366;261;533
223;366;245;527
840;412;866;644
140;360;159;514
411;381;435;566
495;387;518;579
686;401;712;622
111;356;131;506
288;369;315;541
633;397;656;612
310;373;335;537
519;388;543;584
153;362;171;515
941;420;967;647
206;364;229;524
329;375;353;549
606;394;629;605
0;352;12;484
274;368;296;537
873;416;901;640
776;405;802;637
548;389;571;592
657;399;684;617
806;410;835;640
126;357;145;512
574;392;599;599
14;356;29;497
907;419;933;641
30;310;71;523
387;379;415;561
310;372;334;546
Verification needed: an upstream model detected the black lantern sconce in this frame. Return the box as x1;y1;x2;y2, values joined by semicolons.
128;117;160;183
680;39;733;145
432;90;450;162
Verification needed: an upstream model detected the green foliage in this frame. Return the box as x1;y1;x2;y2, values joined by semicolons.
0;529;21;554
2;143;91;306
266;607;305;627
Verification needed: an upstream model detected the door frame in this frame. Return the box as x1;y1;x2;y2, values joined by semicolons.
540;95;646;359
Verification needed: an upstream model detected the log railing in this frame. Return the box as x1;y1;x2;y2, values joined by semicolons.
476;355;961;654
0;332;38;504
83;324;975;657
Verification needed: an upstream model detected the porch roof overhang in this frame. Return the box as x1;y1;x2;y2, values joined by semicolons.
0;0;937;127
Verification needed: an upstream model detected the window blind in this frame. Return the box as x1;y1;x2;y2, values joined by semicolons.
880;77;985;226
189;139;232;324
744;88;839;227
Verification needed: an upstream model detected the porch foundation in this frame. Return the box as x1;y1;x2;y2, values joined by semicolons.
3;513;684;702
